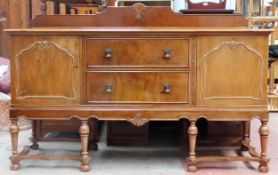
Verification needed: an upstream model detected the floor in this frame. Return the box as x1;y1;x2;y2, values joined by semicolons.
0;114;278;175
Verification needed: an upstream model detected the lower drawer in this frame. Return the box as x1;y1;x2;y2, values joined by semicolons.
85;72;189;103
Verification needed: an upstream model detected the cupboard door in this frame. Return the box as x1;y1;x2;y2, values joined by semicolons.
11;36;81;105
197;36;268;106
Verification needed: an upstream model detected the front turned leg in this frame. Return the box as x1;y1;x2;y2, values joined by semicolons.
187;121;198;172
241;121;250;151
9;118;20;170
89;119;98;151
79;120;90;172
258;120;269;173
30;120;39;150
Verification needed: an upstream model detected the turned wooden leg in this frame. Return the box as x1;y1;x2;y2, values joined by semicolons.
89;119;98;151
30;120;39;150
79;120;90;172
241;121;250;151
90;137;98;151
9;118;20;170
187;121;198;172
258;120;269;173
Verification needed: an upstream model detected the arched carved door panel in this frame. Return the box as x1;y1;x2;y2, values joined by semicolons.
197;36;268;106
11;36;80;105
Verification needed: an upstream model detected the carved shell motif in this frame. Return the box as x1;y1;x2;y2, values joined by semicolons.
129;3;147;19
127;113;149;127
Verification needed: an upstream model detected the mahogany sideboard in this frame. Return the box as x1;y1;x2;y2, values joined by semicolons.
6;4;272;173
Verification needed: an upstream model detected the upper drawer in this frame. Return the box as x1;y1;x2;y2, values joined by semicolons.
85;38;190;67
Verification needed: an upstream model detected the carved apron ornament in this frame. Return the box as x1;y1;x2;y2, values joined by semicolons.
127;113;149;127
129;3;147;19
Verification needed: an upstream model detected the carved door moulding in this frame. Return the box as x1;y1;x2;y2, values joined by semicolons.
201;41;263;100
203;41;263;58
15;40;77;100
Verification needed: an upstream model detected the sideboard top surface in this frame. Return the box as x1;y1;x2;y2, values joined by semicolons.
5;27;273;35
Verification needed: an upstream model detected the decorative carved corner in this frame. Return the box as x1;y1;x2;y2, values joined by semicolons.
127;113;149;127
129;3;147;19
